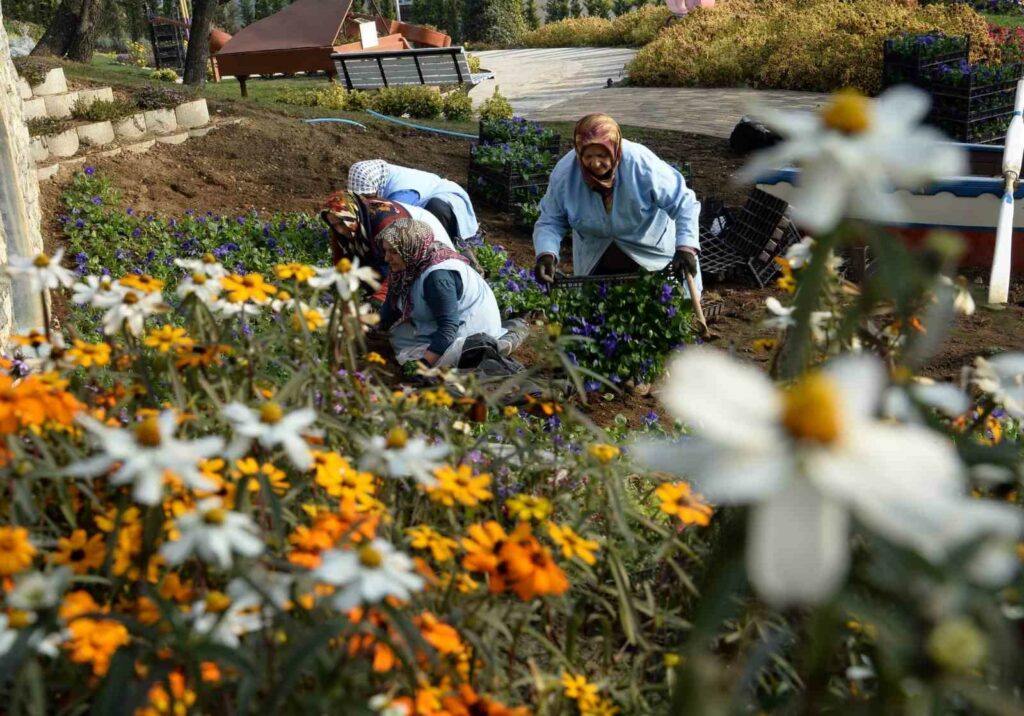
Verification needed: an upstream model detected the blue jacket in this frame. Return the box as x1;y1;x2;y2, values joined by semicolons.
383;165;480;241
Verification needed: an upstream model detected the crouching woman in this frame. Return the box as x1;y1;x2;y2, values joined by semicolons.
377;219;506;368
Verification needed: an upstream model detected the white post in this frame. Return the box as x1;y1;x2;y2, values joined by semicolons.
0;10;45;337
989;80;1024;305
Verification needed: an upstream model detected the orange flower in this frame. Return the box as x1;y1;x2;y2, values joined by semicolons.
415;611;463;655
461;521;507;575
51;529;106;574
655;482;713;527
0;526;36;575
501;523;569;601
135;671;196;716
60;591;131;677
442;684;531;716
175;343;231;369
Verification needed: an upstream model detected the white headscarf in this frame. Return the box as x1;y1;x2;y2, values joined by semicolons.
347;160;390;196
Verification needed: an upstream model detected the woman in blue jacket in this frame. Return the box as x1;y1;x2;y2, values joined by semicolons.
348;160;480;247
532;114;702;295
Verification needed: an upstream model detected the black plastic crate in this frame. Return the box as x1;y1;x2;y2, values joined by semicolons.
478;119;562;155
468;159;550;212
933;114;1013;144
882;33;970;88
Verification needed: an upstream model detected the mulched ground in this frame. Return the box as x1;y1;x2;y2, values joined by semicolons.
38;100;1024;428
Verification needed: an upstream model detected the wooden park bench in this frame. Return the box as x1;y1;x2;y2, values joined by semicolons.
331;46;493;91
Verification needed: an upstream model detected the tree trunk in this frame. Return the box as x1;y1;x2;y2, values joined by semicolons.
183;0;221;87
31;0;103;62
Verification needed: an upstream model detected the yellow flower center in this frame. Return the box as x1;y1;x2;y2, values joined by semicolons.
336;258;352;273
385;426;408;449
33;254;51;268
260;401;284;424
123;292;139;305
781;373;843;444
7;610;32;629
358;544;383;568
203;508;227;525
192;273;207;285
821;91;871;135
205;591;231;612
135;416;162;447
203;253;217;264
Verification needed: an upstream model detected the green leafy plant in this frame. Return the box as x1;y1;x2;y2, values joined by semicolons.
150;68;179;82
477;86;514;122
134;86;188;110
70;97;137;123
442;88;475;121
26;116;70;137
372;85;443;119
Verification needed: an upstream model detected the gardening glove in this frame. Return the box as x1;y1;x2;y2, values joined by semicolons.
671;248;699;280
534;253;557;285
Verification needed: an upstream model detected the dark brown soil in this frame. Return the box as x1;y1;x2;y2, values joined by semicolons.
38;100;1024;428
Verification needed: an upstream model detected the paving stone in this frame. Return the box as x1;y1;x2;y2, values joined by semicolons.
188;126;213;138
124;140;156;155
37;164;60;181
96;147;123;159
156;132;189;145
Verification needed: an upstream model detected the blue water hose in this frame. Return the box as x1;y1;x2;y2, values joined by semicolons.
303;118;368;129
364;110;479;140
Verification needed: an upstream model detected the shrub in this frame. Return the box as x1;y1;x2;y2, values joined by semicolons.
26;116;69;137
372;86;444;119
13;56;59;86
478;86;514;122
521;4;672;47
467;53;482;73
345;90;373;111
71;97;137;122
627;0;997;94
313;83;349;110
442;89;475;121
125;40;149;67
150;68;179;82
463;0;527;45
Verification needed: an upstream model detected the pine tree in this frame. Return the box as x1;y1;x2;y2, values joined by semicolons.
254;0;271;19
584;0;611;18
568;0;583;18
239;0;255;25
545;0;569;22
463;0;524;45
523;0;539;30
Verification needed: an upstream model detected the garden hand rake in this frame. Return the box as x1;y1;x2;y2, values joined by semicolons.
989;79;1024;305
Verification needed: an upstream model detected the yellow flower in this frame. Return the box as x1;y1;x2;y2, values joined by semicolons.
144;325;194;353
119;273;165;294
220;273;278;304
405;524;459;562
0;526;37;575
547;522;600;565
774;257;796;293
506;494;552;522
752;338;778;353
366;352;387;366
421;388;454;408
655;482;713;527
51;529;107;574
588;443;620;464
231;457;289;495
290;306;326;332
68;340;111;368
503;405;519;418
561;672;599;702
275;263;316;283
429;464;493;507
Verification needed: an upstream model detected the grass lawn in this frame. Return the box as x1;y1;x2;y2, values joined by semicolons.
983;11;1024;29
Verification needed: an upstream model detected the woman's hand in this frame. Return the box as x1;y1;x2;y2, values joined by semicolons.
534;254;557;285
422;350;441;368
671;247;699;280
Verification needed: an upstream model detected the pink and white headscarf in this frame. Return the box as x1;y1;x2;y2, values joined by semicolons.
347;159;390;196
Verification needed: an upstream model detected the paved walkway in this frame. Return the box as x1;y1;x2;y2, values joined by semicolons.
471;48;827;138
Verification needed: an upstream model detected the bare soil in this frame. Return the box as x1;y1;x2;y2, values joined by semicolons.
38;100;1024;428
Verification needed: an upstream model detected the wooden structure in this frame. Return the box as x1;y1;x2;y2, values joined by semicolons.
332;46;485;90
213;0;451;96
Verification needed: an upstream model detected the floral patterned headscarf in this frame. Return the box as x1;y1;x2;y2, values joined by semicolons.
320;191;409;264
379;218;468;322
574;113;623;205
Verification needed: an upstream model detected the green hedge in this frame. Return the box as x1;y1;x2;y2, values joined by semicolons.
627;0;998;94
520;5;673;47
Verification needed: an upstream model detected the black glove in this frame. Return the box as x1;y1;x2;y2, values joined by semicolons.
534;254;556;285
671;248;698;280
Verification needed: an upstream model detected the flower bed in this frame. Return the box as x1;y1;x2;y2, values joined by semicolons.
922;60;1024;142
479;116;561;155
881;32;970;88
468;141;555;211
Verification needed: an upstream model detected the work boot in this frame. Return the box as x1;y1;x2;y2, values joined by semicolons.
497;319;530;356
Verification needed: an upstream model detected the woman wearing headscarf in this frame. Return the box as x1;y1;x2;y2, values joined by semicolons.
376;219;516;368
532;114;702;294
348;160;480;248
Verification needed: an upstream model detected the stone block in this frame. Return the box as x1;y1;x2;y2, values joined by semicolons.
124;140;156;155
43;128;79;158
157;132;189;145
77;121;115;148
21;98;46;121
143;108;177;135
42;91;78;120
75;87;114;110
30;67;68;96
96;148;123;159
17;77;32;100
30;137;49;164
37;164;60;182
188;126;213;138
113;113;147;140
174;99;210;129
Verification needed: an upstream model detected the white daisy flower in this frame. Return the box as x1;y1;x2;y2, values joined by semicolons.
369;695;411;716
68;412;224;505
741;87;967;233
161;498;264;569
6;249;75;291
176;271;223;304
937;275;976;317
762;297;833;345
313;538;424;612
210;298;245;319
7;569;70;612
101;288;166;336
222;401;317;470
358;430;449;487
309;257;380;301
72;275;123;307
0;613;62;659
971;354;1024;417
882;377;969;423
189;598;263;648
175;254;228;279
637;348;1017;606
227;568;294;611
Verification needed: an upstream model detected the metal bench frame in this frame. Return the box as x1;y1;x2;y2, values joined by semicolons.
331;45;492;91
